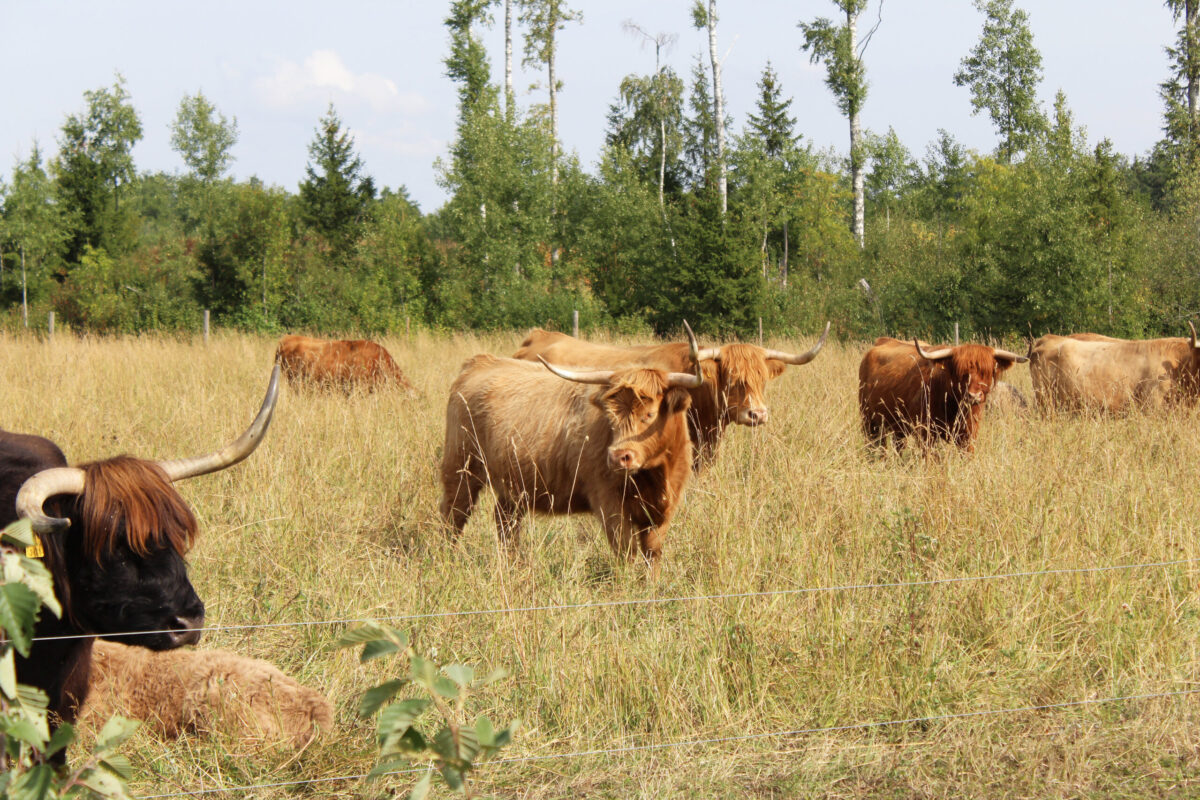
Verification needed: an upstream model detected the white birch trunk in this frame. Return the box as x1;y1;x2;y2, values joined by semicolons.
658;118;666;207
505;0;515;121
848;6;865;249
705;0;727;216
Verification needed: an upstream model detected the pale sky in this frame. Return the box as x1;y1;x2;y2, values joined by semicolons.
0;1;1179;213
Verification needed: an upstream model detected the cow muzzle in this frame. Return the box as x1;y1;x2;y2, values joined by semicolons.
967;391;986;406
737;406;770;426
608;448;642;473
165;613;205;647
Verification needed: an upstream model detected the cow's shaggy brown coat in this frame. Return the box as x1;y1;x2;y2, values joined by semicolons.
1029;331;1200;412
440;355;694;568
513;327;824;468
276;335;414;394
84;641;333;750
858;338;1025;451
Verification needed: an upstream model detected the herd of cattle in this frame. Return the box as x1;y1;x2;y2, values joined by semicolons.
5;322;1200;759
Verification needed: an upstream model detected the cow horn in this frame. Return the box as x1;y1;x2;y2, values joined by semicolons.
992;347;1029;364
681;320;705;386
1191;321;1198;350
14;366;281;536
763;321;831;365
155;365;281;482
16;467;85;535
666;370;705;389
537;356;615;385
915;340;954;361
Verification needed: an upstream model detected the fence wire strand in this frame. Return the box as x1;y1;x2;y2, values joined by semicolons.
138;687;1200;798
34;555;1200;644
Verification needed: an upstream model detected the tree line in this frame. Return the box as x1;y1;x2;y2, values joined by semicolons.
2;0;1200;342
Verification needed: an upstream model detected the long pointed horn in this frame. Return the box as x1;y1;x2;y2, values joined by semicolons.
915;340;954;361
666;370;704;388
1191;321;1198;350
537;356;615;385
992;347;1029;364
16;467;85;535
156;365;281;482
681;320;705;386
763;321;831;365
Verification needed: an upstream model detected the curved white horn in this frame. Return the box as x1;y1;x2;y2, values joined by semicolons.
666;370;704;389
992;347;1029;364
681;320;705;386
16;467;86;535
915;340;954;361
156;365;281;482
1191;321;1198;350
537;356;615;385
763;321;831;365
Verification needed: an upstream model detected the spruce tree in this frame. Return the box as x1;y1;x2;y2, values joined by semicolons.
746;62;798;159
298;105;376;258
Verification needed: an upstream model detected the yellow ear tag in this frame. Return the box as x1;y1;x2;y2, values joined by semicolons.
25;537;44;559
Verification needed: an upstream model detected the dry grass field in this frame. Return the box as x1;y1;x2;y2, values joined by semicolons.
8;329;1200;798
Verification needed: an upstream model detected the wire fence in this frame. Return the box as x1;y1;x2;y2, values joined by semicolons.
35;555;1200;644
139;687;1200;798
47;554;1200;795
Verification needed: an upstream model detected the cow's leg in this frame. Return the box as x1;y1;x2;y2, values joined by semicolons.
492;498;526;549
636;526;666;578
440;454;484;537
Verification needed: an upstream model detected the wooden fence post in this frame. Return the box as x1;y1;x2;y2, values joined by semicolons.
758;317;763;345
47;312;54;338
572;309;579;338
203;309;210;344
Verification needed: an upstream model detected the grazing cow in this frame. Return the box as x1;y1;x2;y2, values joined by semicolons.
858;338;1027;451
1029;325;1200;412
85;641;333;750
513;322;829;468
439;352;703;570
275;334;414;394
0;367;279;747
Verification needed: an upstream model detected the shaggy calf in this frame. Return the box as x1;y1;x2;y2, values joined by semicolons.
84;641;333;750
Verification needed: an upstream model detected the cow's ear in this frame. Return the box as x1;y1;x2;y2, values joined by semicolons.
662;387;692;414
765;359;788;379
993;356;1019;375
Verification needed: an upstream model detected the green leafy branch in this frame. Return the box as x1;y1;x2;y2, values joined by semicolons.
338;623;518;799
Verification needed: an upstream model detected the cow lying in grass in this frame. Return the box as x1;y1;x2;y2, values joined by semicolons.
83;641;333;750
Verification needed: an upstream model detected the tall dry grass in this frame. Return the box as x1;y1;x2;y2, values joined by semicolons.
6;329;1200;798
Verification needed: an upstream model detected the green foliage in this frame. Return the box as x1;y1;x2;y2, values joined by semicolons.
0;519;138;799
338;623;517;798
170;93;238;186
53;74;144;264
954;0;1047;163
0;147;68;322
297;105;377;260
57;244;202;333
799;1;870;120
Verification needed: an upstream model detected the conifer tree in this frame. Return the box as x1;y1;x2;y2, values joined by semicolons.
297;105;376;258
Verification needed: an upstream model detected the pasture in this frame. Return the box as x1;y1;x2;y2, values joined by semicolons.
9;330;1200;798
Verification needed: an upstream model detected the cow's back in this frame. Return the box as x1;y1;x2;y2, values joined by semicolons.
1030;334;1190;412
0;431;68;527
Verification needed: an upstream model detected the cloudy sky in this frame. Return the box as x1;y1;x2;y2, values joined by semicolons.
0;1;1179;213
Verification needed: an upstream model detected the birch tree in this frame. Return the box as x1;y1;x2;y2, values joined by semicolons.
1163;0;1200;164
692;0;728;215
518;0;581;185
2;147;67;326
800;0;876;249
504;0;515;121
619;21;680;207
954;0;1046;164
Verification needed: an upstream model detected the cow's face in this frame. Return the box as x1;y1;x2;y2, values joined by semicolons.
59;530;205;650
51;457;206;650
942;346;1020;406
714;345;783;427
595;370;692;473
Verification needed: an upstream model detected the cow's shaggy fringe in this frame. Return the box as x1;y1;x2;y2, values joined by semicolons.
80;456;198;560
